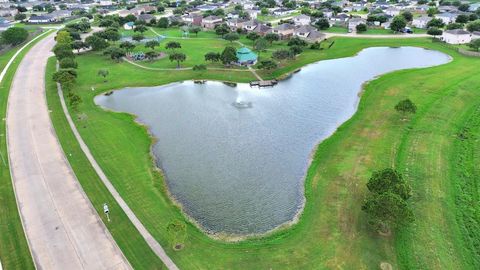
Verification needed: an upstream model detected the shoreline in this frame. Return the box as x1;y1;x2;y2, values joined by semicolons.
91;46;453;242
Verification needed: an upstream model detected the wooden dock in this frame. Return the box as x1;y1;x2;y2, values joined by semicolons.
249;80;278;87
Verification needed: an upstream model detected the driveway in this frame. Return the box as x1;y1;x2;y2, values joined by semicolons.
6;32;131;270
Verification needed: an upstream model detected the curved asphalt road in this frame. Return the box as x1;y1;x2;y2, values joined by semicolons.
6;33;131;269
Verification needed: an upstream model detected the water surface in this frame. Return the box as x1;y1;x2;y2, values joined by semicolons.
95;47;450;236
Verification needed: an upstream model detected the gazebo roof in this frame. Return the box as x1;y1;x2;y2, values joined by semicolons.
236;47;257;63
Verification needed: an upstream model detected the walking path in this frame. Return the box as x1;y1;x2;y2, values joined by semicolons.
56;67;180;270
248;66;263;81
324;32;430;39
6;32;131;270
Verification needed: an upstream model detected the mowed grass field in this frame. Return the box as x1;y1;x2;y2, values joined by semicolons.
46;37;480;269
0;30;53;270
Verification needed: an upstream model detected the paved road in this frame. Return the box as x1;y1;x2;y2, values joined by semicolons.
6;32;131;270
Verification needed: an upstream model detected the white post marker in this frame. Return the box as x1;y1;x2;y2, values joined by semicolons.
103;203;110;222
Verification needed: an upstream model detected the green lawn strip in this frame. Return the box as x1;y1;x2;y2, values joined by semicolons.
392;55;480;269
45;58;166;269
0;30;52;270
53;37;480;269
450;105;480;268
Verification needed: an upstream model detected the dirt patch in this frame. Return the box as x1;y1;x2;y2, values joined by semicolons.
380;262;393;270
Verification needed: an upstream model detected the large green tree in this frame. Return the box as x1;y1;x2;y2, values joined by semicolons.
220;46;238;65
169;52;186;68
1;27;28;46
390;16;407;32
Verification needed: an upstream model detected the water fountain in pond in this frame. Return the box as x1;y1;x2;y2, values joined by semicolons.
231;94;252;109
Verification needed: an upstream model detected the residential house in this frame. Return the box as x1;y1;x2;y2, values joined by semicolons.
469;3;480;12
273;8;295;16
182;14;202;26
28;14;55;23
329;13;349;26
137;13;154;23
472;31;480;40
348;17;366;32
412;16;432;29
271;23;295;39
202;15;222;29
0;8;18;17
442;29;472;44
294;25;326;42
293;14;311;26
438;5;458;13
0;18;11;31
246;9;260;19
49;10;72;21
227;18;248;30
435;12;458;24
123;21;134;30
385;7;401;16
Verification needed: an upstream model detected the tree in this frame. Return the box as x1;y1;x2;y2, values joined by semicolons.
157;17;169;28
401;11;413;22
103;46;126;62
362;191;414;232
132;33;145;42
468;38;480;51
223;32;239;43
272;49;294;60
56;30;73;45
52;69;77;89
362;168;414;232
246;32;260;45
215;23;230;37
287;36;308;47
220;46;238;65
315;18;330;30
366;169;412;200
356;23;367;32
165;41;181;50
85;35;108;51
427;7;438;17
169;52;186;68
310;41;322;50
289;45;303;55
14;13;26;21
59;57;78;69
395;98;417;116
427;27;442;38
390;16;407;32
97;69;109;82
72;40;88;53
455;14;469;24
53;44;74;60
458;3;470;12
1;27;28;46
145;40;159;50
467;20;480;32
427;18;445;28
204;52;220;62
254;38;268;52
265;33;279;44
258;59;277;70
145;50;159;61
190;26;201;36
134;25;148;33
119;41;135;52
66;92;82;111
446;23;463;30
16;6;27;13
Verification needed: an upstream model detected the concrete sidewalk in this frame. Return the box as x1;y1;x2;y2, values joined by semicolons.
6;32;131;270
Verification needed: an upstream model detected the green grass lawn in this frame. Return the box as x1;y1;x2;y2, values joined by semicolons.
0;30;52;270
324;26;349;33
46;37;480;269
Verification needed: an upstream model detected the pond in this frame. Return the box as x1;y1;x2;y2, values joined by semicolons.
95;47;451;236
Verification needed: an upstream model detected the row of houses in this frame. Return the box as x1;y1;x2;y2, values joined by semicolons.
442;29;480;44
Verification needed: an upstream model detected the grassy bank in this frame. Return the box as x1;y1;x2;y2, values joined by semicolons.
0;30;51;270
47;37;480;269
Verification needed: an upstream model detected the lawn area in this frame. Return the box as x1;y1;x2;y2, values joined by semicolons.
324;25;349;33
46;35;480;270
0;29;53;270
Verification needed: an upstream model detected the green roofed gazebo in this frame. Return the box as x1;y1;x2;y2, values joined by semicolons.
236;47;258;66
